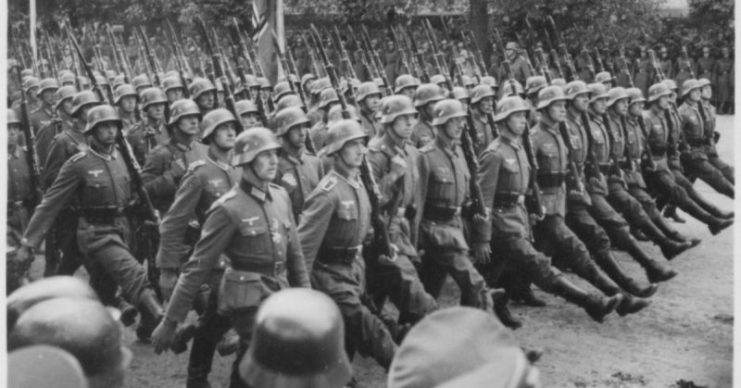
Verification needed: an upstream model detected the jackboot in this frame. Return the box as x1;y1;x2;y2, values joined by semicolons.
550;276;621;323
624;239;678;283
114;294;138;327
493;294;523;329
678;194;733;235
638;218;692;260
136;288;164;343
663;206;686;223
511;281;547;307
708;218;734;236
690;190;734;219
593;250;658;298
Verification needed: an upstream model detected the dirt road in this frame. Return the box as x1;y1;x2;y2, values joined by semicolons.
71;117;734;387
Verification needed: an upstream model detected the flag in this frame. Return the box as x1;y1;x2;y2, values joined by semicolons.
253;0;284;86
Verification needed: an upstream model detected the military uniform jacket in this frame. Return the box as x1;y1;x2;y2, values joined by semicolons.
35;117;70;170
42;124;88;190
471;109;497;154
665;107;684;169
623;116;648;188
678;101;708;161
297;168;372;272
276;146;325;222
585;111;612;195
21;147;135;253
7;146;33;234
368;134;421;255
642;108;672;173
156;154;240;269
700;100;718;154
118;109;140;136
564;110;592;206
167;178;309;322
126;120;170;166
29;104;55;135
411;119;436;149
141;138;208;214
530;117;568;216
416;136;476;251
359;111;381;139
475;135;531;243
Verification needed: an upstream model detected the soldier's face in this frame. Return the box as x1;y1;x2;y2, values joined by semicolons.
93;122;120;146
591;98;607;114
505;111;527;136
286;123;309;149
62;99;74;116
119;97;137;113
400;87;416;99
41;90;56;105
613;99;628;116
701;85;712;99
79;105;94;122
8;126;21;147
197;92;215;110
241;112;262;129
167;89;184;102
629;102;644;116
363;95;380;113
178;115;200;136
657;96;670;110
391;113;417;139
688;88;701;102
338;138;366;168
572;94;589;112
546;101;567;122
251;149;279;181
443;116;465;140
148;103;166;120
212;125;237;150
478;96;494;114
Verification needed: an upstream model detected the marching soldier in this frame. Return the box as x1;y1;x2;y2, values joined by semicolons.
141;99;208;215
698;78;734;183
189;77;218;115
156;108;240;388
474;95;621;322
367;95;439;326
234;99;263;130
163;76;186;104
468;84;498;154
127;87;170;165
394;74;420;100
152;127;310;388
15;104;166;343
29;78;59;135
499;42;532;86
273;106;325;222
308;88;341;150
113;84;140;135
411;83;444;148
297;119;398;370
356;81;383;138
35;85;76;176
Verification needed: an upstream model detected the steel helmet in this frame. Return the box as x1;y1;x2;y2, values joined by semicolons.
37;78;59;96
551;78;566;87
21;68;34;78
626;87;646;105
165;70;180;79
71;90;101;116
113;84;138;105
7;109;21;126
59;72;77;86
499;79;524;97
430;74;447;86
373;77;385;88
275;106;311;137
163;76;185;93
606;87;630;107
239;289;352;388
8;345;89;388
8;298;131;378
327;104;360;124
236;99;260;116
680;79;701;97
276;94;305;111
84;105;121;133
318;88;340;109
189;77;216;100
662;79;678;91
525;75;548;95
168;99;201;126
258;77;271;90
595;71;614;84
432;99;467;126
311;77;331;95
7;276;98;330
460;75;476;88
536;85;569;110
94;74;108;87
494;95;530;122
470;84;496;105
139;87;168;110
111;75;126;90
564;80;589;100
587;83;610;103
232;127;282;166
131;74;152;90
394;74;420;93
273;81;292;102
105;69;118;81
77;76;91;89
481;75;498;88
380;95;417;124
22;76;40;93
245;74;260;88
414;83;444;108
54;86;78;110
647;82;672;103
324;119;368;156
301;73;316;89
356;81;382;102
201;108;238;143
452;86;470;101
697;78;712;88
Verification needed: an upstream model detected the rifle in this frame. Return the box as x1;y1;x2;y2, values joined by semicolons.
617;46;634;87
360;25;392;92
331;26;358;81
111;28;134;83
464;29;488;79
461;112;488;220
11;66;42;208
423;20;454;91
601;110;624;177
232;21;269;122
300;32;324;77
137;26;162;87
165;20;191;98
66;24;109;104
405;25;430;83
388;26;413;77
310;24;393;260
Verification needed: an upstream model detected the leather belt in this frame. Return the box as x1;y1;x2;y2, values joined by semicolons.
493;193;523;208
317;244;362;265
686;138;709;147
230;260;286;276
78;206;130;224
536;172;565;188
423;205;461;222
